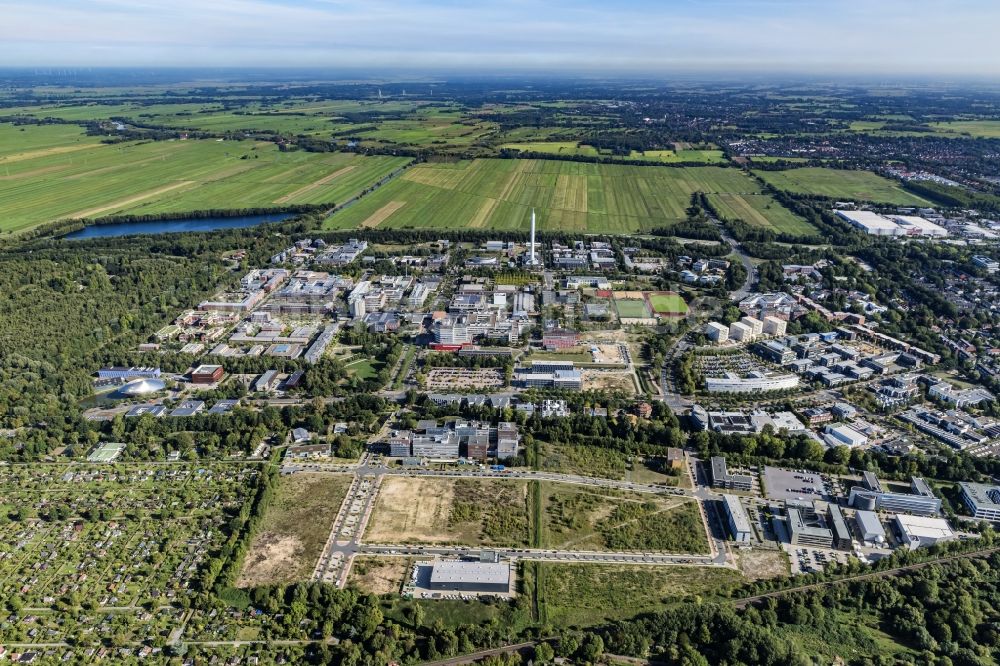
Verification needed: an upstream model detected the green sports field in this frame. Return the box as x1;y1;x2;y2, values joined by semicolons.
614;298;651;319
0;124;409;233
648;292;689;316
755;167;933;205
324;159;792;233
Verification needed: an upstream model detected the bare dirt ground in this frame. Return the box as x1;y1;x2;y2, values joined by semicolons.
365;477;457;544
361;200;406;228
737;548;791;581
583;370;636;394
347;556;414;595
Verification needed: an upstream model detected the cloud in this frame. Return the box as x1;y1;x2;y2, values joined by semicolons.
2;0;999;76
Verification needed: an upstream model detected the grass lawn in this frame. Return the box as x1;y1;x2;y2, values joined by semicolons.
0;125;410;234
536;563;744;626
500;141;599;156
499;143;725;164
755;167;933;205
345;357;386;380
237;473;352;586
324;159;782;234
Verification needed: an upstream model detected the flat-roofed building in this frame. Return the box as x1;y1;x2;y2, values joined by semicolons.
855;510;886;545
958;482;1000;521
705;321;729;343
848;475;941;516
722;494;753;543
190;364;224;385
710;456;753;491
729;321;754;342
827;503;852;550
894;514;955;550
429;561;510;593
740;316;763;337
762;316;787;337
835;210;902;236
787;506;833;548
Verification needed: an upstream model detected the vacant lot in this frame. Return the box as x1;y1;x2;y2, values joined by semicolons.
348;556;416;595
325;159;789;233
755;167;933;205
536;563;744;626
365;477;531;547
737;548;790;581
539;483;709;553
0;124;409;233
238;473;352;587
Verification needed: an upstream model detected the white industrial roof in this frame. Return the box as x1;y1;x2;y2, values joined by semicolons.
836;210;899;232
430;561;510;586
894;514;954;540
891;215;948;236
855;510;886;539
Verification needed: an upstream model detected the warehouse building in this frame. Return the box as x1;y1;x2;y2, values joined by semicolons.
958;482;1000;521
824;423;868;448
894;514;955;550
429;561;510;593
835;210;902;236
722;494;753;543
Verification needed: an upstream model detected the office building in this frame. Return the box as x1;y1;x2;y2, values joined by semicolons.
722;494;753;543
787;506;833;548
848;475;942;516
740;316;763;337
710;456;753;491
958;482;1000;521
190;364;224;384
827;503;852;550
729;321;754;342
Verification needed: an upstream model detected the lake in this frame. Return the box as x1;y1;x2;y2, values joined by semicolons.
62;213;295;239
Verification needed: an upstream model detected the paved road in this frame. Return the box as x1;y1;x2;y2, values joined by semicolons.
359;543;721;567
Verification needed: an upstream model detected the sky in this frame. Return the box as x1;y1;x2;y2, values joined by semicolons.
3;0;1000;77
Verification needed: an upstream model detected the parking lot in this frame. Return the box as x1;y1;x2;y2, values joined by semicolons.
763;466;836;502
785;544;852;575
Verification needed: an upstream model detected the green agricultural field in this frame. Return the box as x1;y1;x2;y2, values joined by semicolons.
755;167;933;205
500;141;599;156
930;120;1000;138
707;193;818;235
0;123;102;159
536;563;743;626
0;126;409;233
324;159;774;233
